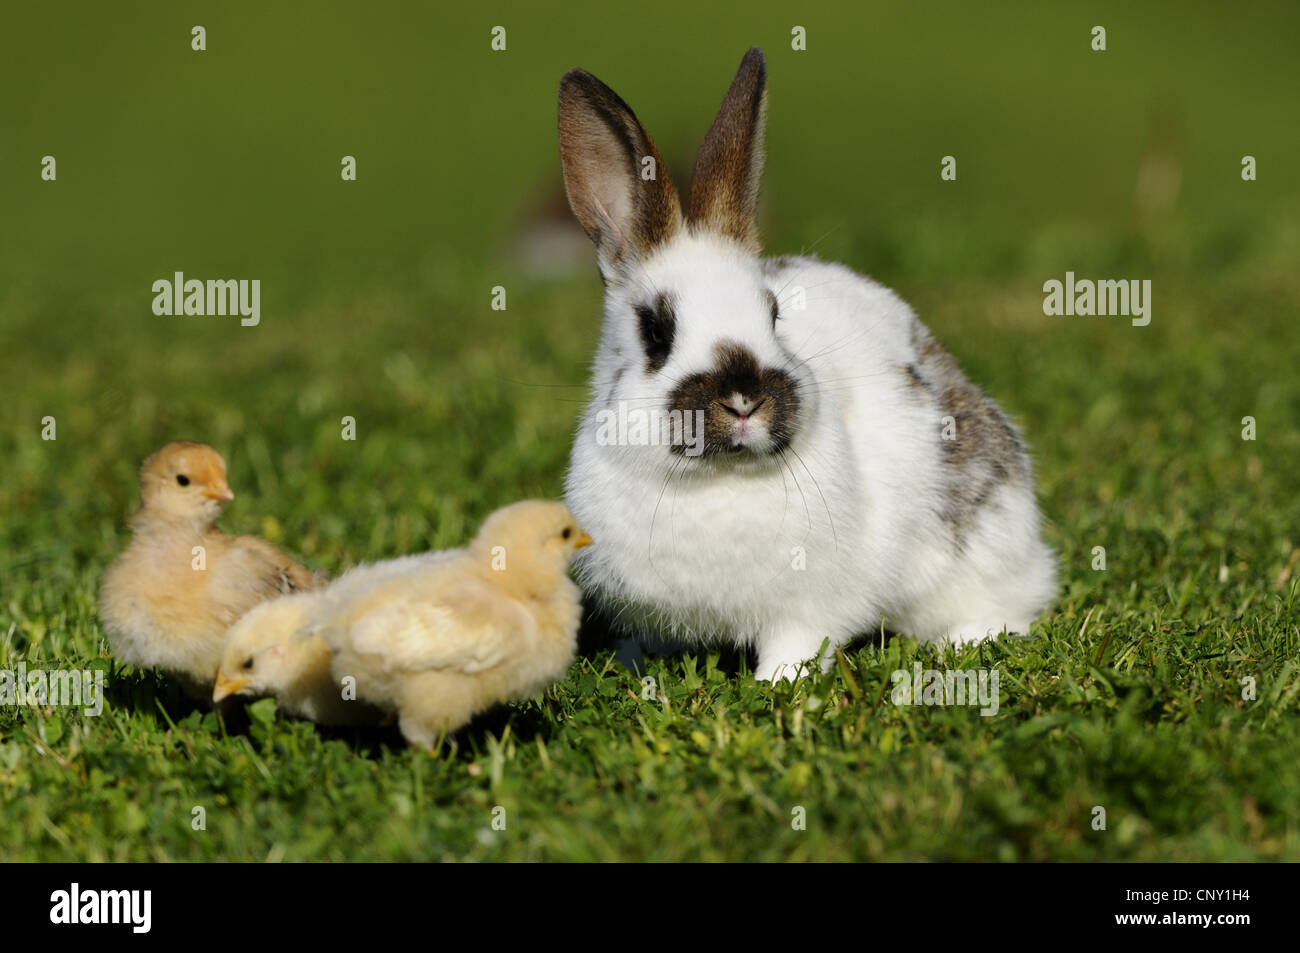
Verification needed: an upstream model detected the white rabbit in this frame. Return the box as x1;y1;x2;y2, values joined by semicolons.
557;48;1056;681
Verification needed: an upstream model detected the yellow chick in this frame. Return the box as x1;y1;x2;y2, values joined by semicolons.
210;554;440;722
100;441;326;697
319;500;591;750
212;593;386;724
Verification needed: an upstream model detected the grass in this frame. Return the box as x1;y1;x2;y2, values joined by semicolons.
3;245;1297;861
1;0;1298;861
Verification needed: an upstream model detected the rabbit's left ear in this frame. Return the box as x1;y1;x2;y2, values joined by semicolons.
687;48;767;254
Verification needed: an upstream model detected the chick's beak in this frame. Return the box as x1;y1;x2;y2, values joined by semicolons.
202;479;235;502
574;530;593;549
212;672;249;702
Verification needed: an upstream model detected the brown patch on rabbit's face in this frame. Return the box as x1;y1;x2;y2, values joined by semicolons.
666;341;799;457
633;292;677;374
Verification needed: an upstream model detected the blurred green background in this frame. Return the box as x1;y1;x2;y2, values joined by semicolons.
2;0;1297;559
3;0;1297;450
3;0;1297;299
1;1;1298;860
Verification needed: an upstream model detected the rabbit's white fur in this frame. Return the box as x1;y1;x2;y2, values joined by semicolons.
559;51;1056;680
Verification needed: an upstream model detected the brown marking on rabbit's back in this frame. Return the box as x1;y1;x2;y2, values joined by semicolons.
908;321;1029;544
901;362;930;396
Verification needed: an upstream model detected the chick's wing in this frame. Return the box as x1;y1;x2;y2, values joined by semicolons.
348;578;536;676
229;535;322;594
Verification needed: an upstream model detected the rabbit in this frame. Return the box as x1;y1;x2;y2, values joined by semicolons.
557;47;1057;681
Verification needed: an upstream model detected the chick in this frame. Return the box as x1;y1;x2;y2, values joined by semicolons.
319;500;591;750
210;554;440;723
100;441;326;697
212;593;384;724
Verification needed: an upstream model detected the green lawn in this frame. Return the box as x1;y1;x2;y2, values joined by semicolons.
1;0;1298;860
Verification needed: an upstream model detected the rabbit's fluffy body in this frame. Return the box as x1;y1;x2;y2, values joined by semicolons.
559;50;1056;679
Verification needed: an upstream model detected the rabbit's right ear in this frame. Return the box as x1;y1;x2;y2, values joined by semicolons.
558;69;682;275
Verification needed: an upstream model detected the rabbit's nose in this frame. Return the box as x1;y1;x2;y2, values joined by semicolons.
720;393;765;419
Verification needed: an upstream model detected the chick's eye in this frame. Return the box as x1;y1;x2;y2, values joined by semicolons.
241;657;254;670
176;474;190;486
562;527;572;540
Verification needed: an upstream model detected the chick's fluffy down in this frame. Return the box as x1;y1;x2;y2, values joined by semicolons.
318;501;587;749
100;441;324;697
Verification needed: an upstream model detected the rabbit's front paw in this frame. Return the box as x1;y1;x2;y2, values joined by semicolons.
939;619;1028;647
754;626;835;682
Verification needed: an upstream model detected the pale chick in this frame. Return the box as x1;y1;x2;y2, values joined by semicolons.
100;441;326;698
210;554;441;723
319;500;591;751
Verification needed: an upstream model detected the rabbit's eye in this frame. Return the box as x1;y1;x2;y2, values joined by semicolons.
767;291;780;327
634;293;676;373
